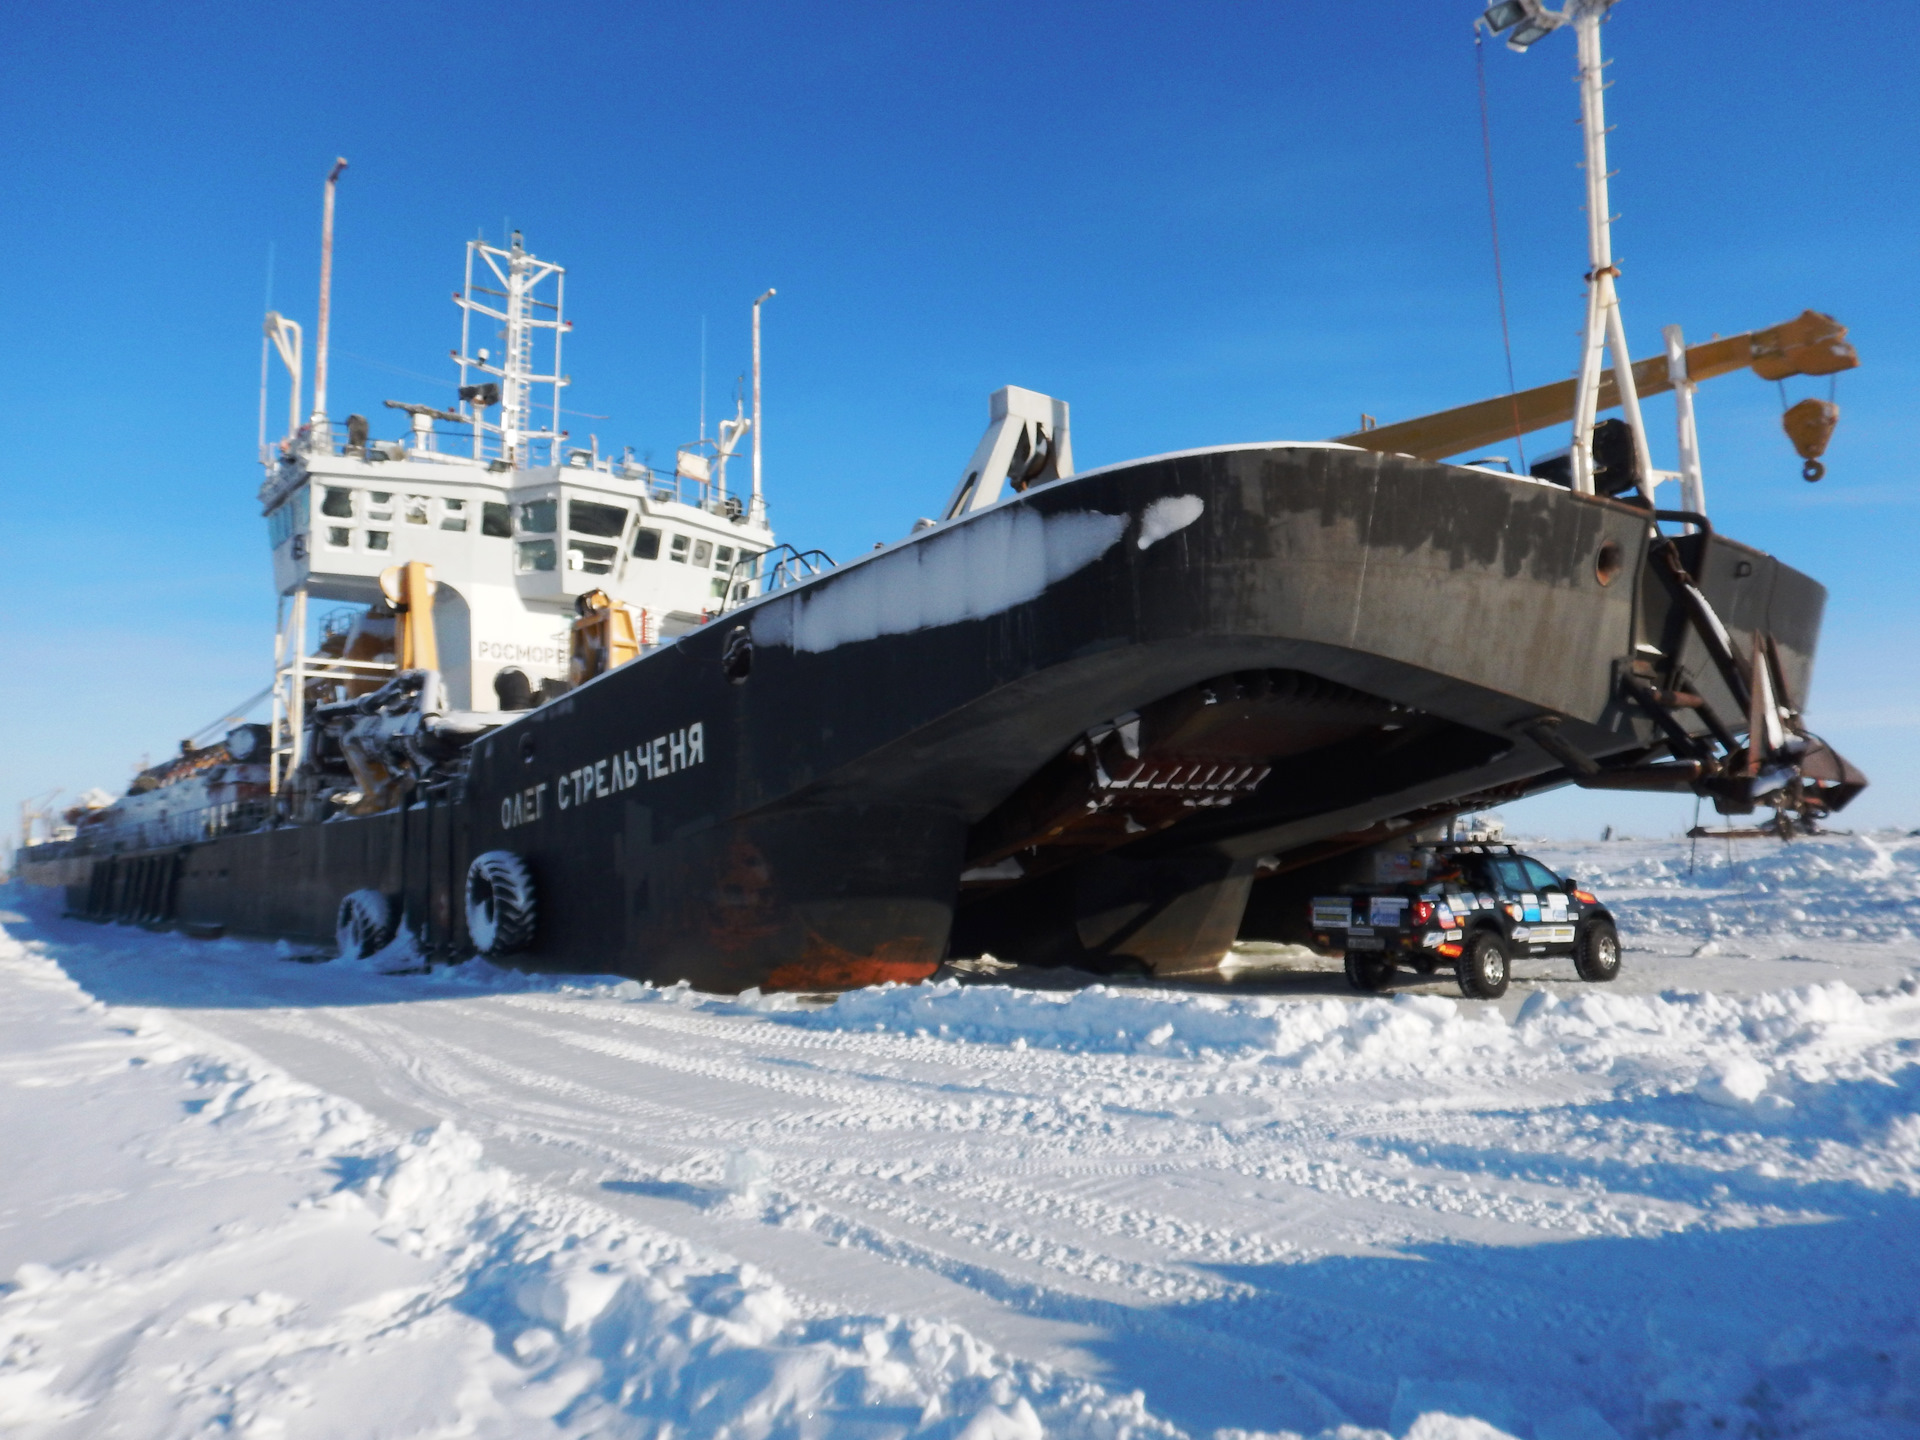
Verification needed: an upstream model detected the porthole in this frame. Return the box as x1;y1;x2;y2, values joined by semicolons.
1594;540;1624;587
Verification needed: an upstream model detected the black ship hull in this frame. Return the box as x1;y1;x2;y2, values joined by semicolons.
22;444;1836;988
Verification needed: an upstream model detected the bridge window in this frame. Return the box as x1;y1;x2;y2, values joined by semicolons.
568;499;628;537
516;539;557;573
368;491;394;521
441;497;468;531
518;499;557;534
482;502;511;537
405;495;431;525
321;487;354;519
669;533;690;563
367;530;390;551
567;540;618;575
326;526;351;548
714;545;734;571
632;527;661;560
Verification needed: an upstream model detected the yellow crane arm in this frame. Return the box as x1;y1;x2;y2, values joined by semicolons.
1333;310;1857;462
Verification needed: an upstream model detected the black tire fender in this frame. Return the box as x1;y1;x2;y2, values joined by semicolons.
466;850;537;959
337;888;397;961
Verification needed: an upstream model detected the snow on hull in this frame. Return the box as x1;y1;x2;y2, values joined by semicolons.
4;831;1920;1439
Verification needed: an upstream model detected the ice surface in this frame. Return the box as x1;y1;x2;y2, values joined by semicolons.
3;830;1919;1438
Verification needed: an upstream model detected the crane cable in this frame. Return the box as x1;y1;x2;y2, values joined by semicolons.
1475;26;1527;474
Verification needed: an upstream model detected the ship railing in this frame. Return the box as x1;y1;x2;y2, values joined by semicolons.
721;545;834;611
54;799;273;859
271;432;752;524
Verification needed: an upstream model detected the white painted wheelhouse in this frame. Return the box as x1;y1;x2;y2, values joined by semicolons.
259;228;774;783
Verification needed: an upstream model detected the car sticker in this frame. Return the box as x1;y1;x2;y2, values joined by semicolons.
1369;896;1408;928
1311;899;1351;929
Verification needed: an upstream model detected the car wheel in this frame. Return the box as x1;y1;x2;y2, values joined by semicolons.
1574;918;1621;982
336;888;397;961
1344;948;1395;993
466;851;537;959
1456;931;1510;1000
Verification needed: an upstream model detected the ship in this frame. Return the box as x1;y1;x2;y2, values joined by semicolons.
15;3;1867;989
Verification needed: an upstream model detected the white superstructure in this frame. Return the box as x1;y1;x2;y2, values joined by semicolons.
258;227;774;786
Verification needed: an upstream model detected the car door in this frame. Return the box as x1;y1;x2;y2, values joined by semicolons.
1484;856;1539;947
1519;857;1577;949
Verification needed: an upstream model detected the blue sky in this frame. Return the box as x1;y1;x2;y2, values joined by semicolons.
3;0;1914;843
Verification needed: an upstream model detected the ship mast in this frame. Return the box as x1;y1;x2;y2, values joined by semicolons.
453;233;570;467
1480;0;1652;496
309;158;347;442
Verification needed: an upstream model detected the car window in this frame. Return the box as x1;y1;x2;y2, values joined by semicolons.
1521;859;1562;891
1488;858;1530;894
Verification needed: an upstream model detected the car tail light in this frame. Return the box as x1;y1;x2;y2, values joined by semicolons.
1574;890;1598;905
1438;942;1462;957
1413;900;1434;926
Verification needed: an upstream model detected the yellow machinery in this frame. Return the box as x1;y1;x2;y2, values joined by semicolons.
1333;310;1858;480
569;588;641;687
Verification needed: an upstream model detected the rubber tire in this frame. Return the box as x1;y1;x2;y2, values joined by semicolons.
1344;948;1396;993
1456;930;1510;1000
466;850;536;959
1574;918;1622;983
336;889;397;961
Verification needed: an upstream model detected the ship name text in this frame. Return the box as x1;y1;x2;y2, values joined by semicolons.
499;722;706;830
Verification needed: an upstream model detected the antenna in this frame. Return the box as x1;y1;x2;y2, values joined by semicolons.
258;242;274;461
699;315;707;441
1478;1;1653;496
309;157;347;439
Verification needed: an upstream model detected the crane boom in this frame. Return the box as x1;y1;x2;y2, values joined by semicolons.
1334;310;1857;462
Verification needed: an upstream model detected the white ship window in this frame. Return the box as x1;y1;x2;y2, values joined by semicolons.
568;499;628;537
710;577;729;600
482;502;512;538
669;533;690;563
735;548;761;579
567;539;618;575
321;487;354;519
326;526;352;549
441;497;468;532
517;539;557;573
733;582;751;602
405;495;431;525
714;545;734;571
692;540;713;567
518;499;558;534
632;527;661;560
367;530;390;551
368;491;394;521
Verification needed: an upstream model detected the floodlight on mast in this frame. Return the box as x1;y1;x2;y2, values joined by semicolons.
1479;0;1654;498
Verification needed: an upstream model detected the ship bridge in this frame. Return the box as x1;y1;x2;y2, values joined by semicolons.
258;229;774;784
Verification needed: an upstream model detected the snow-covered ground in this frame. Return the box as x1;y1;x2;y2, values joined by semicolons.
4;831;1920;1439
